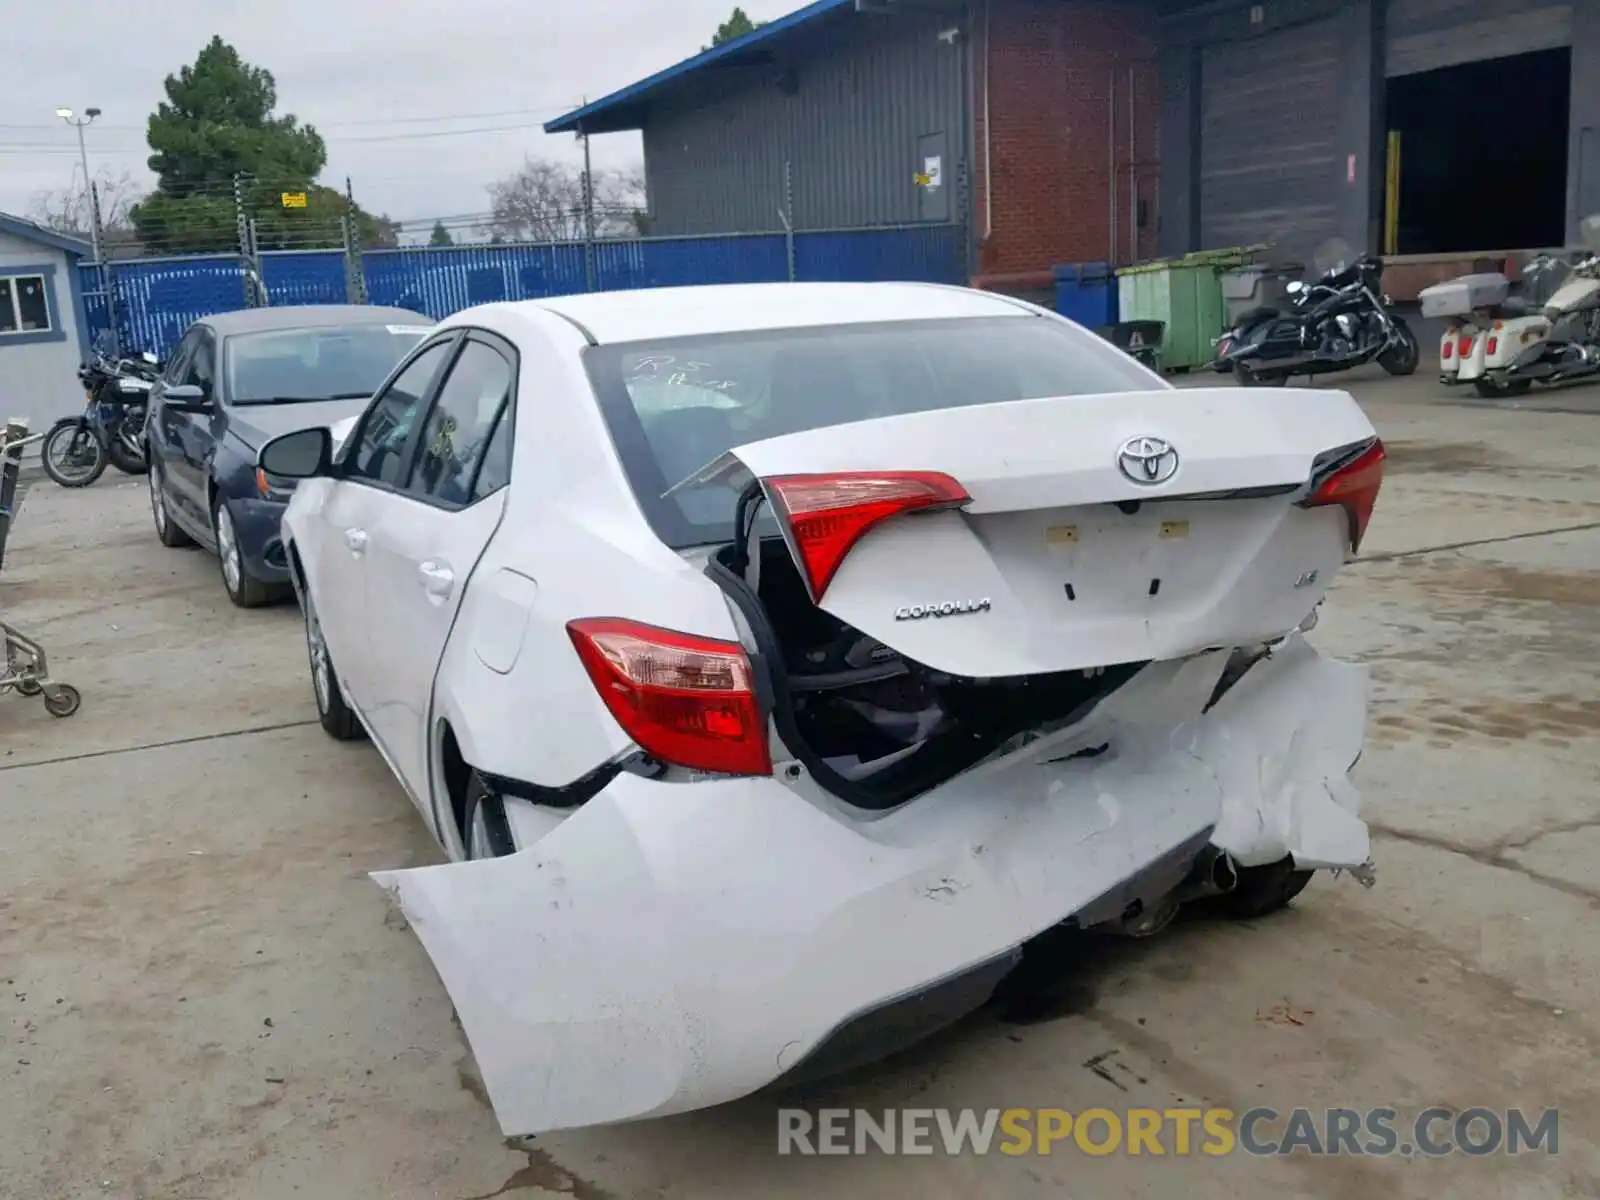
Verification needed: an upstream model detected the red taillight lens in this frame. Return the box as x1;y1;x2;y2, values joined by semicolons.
764;471;972;601
1458;335;1474;355
1441;341;1454;360
566;618;770;776
1307;440;1386;555
1486;335;1498;355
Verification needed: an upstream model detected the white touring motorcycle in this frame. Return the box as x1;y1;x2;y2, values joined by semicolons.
1422;269;1551;398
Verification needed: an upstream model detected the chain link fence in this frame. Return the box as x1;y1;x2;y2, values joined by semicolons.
80;173;969;356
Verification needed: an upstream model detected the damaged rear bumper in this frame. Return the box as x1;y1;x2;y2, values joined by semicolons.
375;634;1368;1136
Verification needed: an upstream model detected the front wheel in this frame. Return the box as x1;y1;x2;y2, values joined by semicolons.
107;433;148;475
213;497;277;609
40;420;107;488
1378;318;1420;376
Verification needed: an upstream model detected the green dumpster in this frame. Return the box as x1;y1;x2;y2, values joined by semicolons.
1115;246;1267;372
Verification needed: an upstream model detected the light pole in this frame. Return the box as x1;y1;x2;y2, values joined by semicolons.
55;106;103;263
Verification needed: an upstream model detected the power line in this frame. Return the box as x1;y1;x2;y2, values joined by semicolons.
0;103;583;135
0;120;573;159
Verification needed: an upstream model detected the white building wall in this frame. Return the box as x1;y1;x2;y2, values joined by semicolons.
0;232;87;443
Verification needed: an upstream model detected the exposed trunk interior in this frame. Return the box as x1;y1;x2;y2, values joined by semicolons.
713;536;1145;811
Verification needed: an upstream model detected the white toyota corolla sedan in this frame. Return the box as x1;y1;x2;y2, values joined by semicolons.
257;282;1383;1137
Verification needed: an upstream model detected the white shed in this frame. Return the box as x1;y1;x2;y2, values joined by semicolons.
0;212;93;443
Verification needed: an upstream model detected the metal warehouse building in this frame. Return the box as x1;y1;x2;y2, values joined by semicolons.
548;0;1600;284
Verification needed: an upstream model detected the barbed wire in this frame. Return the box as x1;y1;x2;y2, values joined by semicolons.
0;102;584;134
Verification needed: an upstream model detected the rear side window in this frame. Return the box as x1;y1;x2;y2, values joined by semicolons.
406;339;513;507
584;314;1162;548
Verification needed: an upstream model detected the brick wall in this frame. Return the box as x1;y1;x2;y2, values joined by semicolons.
973;0;1160;285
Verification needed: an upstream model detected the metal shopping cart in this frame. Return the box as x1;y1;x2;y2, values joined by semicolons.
1;418;81;718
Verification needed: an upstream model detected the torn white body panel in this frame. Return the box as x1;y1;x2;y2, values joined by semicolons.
374;635;1369;1137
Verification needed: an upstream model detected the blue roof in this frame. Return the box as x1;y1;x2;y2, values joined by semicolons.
545;0;856;135
0;212;93;258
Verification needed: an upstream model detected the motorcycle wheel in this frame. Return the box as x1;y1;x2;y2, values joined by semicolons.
1378;318;1420;377
1473;377;1532;398
41;419;108;488
108;435;149;475
1233;362;1286;387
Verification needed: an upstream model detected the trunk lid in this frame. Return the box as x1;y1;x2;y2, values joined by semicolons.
673;387;1376;677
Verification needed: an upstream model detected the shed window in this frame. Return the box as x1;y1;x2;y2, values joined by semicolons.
0;275;51;335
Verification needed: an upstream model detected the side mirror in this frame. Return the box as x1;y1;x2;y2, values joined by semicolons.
258;426;333;480
162;383;212;413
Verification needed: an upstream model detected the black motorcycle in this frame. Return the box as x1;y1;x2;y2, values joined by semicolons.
41;351;161;488
1211;256;1419;386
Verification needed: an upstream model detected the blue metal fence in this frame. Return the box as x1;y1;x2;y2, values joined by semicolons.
80;223;966;355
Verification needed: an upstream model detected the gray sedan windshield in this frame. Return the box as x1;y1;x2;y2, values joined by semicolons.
227;324;430;405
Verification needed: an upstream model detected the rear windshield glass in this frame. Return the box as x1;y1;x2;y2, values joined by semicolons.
226;324;431;405
584;314;1163;548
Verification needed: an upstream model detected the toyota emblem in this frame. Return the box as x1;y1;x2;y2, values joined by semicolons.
1117;436;1179;485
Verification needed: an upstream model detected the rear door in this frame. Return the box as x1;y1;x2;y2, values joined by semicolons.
303;336;459;719
359;332;515;813
676;387;1378;677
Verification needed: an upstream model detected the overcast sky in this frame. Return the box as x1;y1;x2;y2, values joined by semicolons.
2;0;794;230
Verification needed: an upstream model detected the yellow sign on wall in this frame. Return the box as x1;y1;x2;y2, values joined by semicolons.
281;191;308;209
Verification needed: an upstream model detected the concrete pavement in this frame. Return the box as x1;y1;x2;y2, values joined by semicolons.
3;373;1598;1199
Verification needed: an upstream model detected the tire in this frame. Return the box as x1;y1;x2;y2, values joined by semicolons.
212;495;276;609
1211;857;1314;920
1472;376;1533;398
302;585;364;741
148;460;195;548
1378;318;1420;377
41;420;107;488
107;435;148;475
43;684;82;719
1234;362;1286;388
463;771;516;860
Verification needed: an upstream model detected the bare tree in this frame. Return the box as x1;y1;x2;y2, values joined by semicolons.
27;167;142;246
487;156;646;244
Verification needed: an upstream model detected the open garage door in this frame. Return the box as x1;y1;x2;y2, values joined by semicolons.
1199;18;1342;268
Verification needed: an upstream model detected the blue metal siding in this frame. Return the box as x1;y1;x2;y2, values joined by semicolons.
260;251;348;306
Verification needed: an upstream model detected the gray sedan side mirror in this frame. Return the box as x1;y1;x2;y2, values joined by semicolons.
258;426;333;479
162;383;212;413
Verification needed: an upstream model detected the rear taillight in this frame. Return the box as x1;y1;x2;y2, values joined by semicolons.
1441;341;1454;360
1458;335;1474;355
566;617;770;776
763;471;972;602
1305;439;1386;555
1487;335;1498;355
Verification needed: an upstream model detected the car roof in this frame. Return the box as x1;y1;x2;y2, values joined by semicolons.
469;282;1034;344
200;305;433;337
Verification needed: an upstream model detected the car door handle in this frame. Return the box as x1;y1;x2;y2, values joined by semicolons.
418;561;455;598
344;528;368;555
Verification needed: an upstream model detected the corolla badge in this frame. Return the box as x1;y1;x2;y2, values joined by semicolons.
1117;435;1179;485
894;598;992;621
